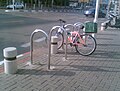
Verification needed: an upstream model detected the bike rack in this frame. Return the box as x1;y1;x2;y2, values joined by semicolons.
48;26;62;70
74;22;85;32
48;24;76;70
30;29;48;64
64;24;75;31
64;24;75;60
74;22;84;28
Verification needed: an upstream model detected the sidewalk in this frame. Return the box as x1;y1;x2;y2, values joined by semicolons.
0;28;120;91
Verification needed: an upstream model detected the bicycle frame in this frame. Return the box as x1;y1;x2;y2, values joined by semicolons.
67;31;86;46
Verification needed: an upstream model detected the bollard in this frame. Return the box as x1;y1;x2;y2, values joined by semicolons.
101;22;106;31
51;36;58;54
3;47;17;74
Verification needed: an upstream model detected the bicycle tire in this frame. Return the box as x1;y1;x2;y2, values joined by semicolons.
75;34;96;56
57;32;64;49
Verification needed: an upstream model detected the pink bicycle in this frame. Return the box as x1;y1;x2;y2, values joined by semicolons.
56;19;97;56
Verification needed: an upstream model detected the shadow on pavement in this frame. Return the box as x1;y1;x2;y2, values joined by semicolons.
16;68;76;76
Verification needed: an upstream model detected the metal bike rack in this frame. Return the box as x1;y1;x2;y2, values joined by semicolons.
30;29;48;64
48;24;75;70
48;26;62;70
64;24;75;31
74;22;84;26
74;22;85;31
64;24;75;60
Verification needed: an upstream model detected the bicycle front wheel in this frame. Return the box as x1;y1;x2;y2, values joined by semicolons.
75;34;96;56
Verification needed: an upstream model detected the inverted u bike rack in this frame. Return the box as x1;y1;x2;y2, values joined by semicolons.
30;29;48;64
48;26;62;70
73;22;85;32
74;22;84;26
48;24;75;70
64;24;75;60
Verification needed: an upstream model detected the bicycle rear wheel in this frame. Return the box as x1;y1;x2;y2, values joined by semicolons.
75;34;96;56
56;32;64;49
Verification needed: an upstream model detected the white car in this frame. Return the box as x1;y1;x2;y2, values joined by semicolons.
6;3;24;9
69;3;78;7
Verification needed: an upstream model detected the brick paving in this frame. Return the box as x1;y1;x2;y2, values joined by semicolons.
0;9;120;91
0;27;120;91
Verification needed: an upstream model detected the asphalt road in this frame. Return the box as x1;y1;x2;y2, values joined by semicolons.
0;12;56;60
0;10;106;61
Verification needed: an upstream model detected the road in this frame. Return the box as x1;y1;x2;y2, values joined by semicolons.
0;10;106;60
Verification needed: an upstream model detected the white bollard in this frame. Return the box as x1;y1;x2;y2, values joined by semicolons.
101;23;106;31
51;36;58;54
3;47;17;74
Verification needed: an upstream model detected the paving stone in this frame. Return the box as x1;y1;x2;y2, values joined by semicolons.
0;17;120;91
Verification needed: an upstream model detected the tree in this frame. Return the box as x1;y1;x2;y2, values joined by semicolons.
0;0;69;8
0;0;7;6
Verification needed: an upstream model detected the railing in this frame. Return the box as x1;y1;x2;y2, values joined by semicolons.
30;22;85;69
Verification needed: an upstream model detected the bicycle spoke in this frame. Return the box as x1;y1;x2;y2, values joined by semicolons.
75;34;96;56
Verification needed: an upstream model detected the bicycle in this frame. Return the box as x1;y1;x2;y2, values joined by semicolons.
56;19;97;56
66;30;96;56
56;19;85;49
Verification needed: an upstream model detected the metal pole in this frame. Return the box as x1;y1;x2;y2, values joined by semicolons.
64;24;75;60
94;0;100;23
92;0;100;38
12;0;15;11
65;31;68;60
30;33;34;64
48;30;51;70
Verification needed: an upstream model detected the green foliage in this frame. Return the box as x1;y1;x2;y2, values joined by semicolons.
0;0;7;6
54;0;69;6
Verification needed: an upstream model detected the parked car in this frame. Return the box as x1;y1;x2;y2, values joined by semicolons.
69;3;78;7
6;3;24;9
85;5;93;10
84;8;106;18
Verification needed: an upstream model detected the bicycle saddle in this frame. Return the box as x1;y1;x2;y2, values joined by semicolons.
58;19;66;23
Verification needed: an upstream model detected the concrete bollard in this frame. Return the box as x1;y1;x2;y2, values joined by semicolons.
101;22;106;31
51;36;58;54
3;47;17;74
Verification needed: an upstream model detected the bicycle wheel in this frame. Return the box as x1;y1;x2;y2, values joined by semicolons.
56;32;64;49
75;34;96;56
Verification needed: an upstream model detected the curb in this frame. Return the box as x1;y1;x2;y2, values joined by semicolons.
4;9;81;13
0;51;30;66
